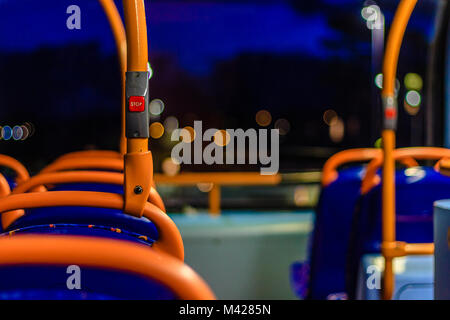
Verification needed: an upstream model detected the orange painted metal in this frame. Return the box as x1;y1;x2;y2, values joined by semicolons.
55;150;122;161
361;147;450;194
124;151;153;217
380;0;417;300
321;148;418;187
322;149;382;187
381;130;396;300
0;154;29;183
0;174;10;197
154;172;282;186
122;0;149;72
0;234;214;299
155;172;281;214
12;170;165;213
40;157;124;173
209;184;221;215
98;0;127;154
0;191;183;260
122;0;153;220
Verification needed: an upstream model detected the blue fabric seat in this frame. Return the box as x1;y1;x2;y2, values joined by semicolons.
0;265;176;300
346;166;450;298
4;183;159;242
296;165;366;300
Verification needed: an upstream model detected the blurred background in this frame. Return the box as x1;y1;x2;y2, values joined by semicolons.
0;0;445;299
0;0;441;212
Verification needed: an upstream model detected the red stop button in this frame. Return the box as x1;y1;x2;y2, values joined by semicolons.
385;108;397;119
129;96;145;112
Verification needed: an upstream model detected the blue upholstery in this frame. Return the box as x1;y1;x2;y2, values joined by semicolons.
297;165;450;300
4;183;159;241
0;183;177;299
346;166;450;297
303;165;366;300
0;266;176;300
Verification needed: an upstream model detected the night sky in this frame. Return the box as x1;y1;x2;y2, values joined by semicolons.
0;0;440;171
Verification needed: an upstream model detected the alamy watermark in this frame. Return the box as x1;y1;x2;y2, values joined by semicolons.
366;265;381;290
66;5;81;30
170;121;279;175
66;265;81;290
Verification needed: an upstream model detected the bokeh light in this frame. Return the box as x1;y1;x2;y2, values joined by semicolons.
213;129;230;146
147;61;153;79
405;90;421;107
181;126;195;143
0;123;33;141
294;186;310;207
274;118;290;135
149;122;164;139
12;125;23;140
404;73;423;91
2;126;12;140
23;122;35;137
374;137;382;148
164;116;179;133
20;125;29;140
404;97;420;116
149;99;164;116
197;182;214;193
374;73;383;89
162;157;180;176
329;117;344;143
255;110;272;127
323;109;338;126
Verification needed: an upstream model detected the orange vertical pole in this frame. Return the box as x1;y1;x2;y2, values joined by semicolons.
98;0;128;155
209;184;221;215
122;0;149;155
380;0;417;300
122;0;154;217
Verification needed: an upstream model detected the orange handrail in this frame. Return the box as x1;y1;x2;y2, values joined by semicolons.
0;191;183;261
0;174;11;197
361;147;450;194
155;172;281;214
40;157;124;173
0;154;30;183
0;235;214;299
122;0;154;218
123;0;149;73
154;172;281;186
380;0;418;300
55;150;122;161
322;149;381;186
12;170;165;212
321;148;418;187
98;0;127;154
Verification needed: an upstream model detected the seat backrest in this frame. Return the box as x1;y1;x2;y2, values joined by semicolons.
346;166;450;297
306;165;366;299
0;234;215;300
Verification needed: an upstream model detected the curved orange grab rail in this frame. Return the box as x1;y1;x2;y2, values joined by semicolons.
55;150;122;162
122;0;154;218
0;154;30;183
0;174;11;197
122;0;148;72
0;191;182;261
154;172;282;186
40;157;124;174
99;0;127;154
380;0;420;300
321;148;418;187
12;170;165;213
361;147;450;194
0;234;214;300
